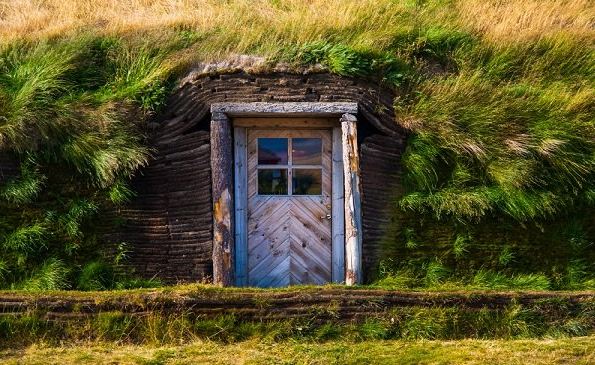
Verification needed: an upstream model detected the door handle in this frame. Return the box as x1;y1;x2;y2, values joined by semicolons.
320;214;332;220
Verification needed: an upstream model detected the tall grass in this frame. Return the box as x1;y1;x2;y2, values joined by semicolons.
456;0;594;42
1;1;591;42
0;36;169;290
375;262;562;291
0;0;412;55
398;41;594;221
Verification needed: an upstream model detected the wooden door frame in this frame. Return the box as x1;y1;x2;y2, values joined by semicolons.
210;102;362;286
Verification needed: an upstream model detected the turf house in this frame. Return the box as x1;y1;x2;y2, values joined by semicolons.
108;70;405;287
0;0;593;293
3;1;595;362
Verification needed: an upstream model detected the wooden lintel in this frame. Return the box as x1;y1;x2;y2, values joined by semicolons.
211;113;235;286
211;102;358;116
341;113;363;285
233;117;338;129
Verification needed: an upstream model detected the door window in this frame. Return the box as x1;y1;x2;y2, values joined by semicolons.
257;138;288;165
292;138;322;165
292;168;322;195
257;137;323;196
257;169;288;195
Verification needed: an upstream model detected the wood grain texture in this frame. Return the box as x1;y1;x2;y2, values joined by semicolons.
233;117;338;128
341;114;363;285
359;134;403;280
106;131;214;282
211;113;235;286
331;127;345;283
233;127;248;286
211;102;358;116
247;128;333;287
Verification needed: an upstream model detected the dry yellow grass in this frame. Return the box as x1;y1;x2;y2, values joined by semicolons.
1;337;594;365
0;0;406;51
457;0;594;42
0;0;592;51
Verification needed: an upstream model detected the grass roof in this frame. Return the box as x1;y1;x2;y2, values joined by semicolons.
0;0;593;290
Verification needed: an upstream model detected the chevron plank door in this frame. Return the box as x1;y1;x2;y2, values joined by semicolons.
247;129;333;287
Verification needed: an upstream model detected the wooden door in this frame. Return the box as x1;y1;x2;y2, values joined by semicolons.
247;129;333;287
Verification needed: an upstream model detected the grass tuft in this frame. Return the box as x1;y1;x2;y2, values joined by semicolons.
20;257;70;291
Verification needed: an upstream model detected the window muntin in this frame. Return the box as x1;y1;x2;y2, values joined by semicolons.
256;137;323;196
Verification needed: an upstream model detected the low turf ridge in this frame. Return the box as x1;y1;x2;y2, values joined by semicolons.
0;286;593;348
0;0;593;290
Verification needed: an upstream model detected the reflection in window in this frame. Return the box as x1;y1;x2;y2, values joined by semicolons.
258;169;288;195
258;138;288;165
292;169;322;195
292;138;321;165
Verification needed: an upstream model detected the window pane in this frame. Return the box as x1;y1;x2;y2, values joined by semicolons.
292;138;321;165
258;169;288;195
258;138;288;165
292;169;322;195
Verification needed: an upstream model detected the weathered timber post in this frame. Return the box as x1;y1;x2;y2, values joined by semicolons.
210;112;235;286
341;113;363;285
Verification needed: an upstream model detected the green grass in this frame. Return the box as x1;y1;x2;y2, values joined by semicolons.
374;260;595;291
1;337;594;365
0;285;593;348
0;36;162;290
2;306;594;346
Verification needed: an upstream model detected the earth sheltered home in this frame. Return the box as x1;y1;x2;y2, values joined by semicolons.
109;69;405;287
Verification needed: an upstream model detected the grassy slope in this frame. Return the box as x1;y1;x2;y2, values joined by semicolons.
1;337;594;365
0;0;593;290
